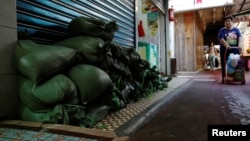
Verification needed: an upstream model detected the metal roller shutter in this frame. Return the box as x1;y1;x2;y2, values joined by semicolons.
16;0;135;47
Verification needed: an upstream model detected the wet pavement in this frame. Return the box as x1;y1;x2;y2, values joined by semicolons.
128;69;250;141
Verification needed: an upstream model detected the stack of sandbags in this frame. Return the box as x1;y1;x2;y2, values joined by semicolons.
13;15;169;127
59;16;166;104
13;39;118;126
54;17;128;117
13;40;80;124
102;42;166;102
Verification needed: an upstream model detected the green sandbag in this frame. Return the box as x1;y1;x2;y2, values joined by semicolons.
107;56;131;77
67;16;119;41
18;104;64;124
68;64;112;104
83;104;110;127
64;104;86;126
109;42;135;65
55;36;106;65
13;40;79;83
18;74;79;111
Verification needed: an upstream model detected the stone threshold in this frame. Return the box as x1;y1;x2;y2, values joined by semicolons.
0;120;128;141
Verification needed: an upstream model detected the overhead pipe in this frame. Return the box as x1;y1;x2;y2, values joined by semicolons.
232;10;250;17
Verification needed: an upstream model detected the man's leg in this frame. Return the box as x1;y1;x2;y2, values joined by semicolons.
220;50;225;82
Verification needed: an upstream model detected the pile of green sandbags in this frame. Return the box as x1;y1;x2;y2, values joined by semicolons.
14;16;170;128
13;40;116;127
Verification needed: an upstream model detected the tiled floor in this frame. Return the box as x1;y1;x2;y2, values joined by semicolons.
92;90;170;132
0;127;97;141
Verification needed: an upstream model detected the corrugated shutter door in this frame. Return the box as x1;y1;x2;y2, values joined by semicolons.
16;0;135;47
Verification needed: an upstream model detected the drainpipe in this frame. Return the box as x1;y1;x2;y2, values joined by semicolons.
168;5;177;76
169;20;177;76
169;21;175;58
165;0;170;75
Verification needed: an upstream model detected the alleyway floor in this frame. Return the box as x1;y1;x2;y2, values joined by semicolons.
1;69;250;141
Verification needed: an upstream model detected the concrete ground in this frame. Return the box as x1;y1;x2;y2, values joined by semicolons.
128;69;250;141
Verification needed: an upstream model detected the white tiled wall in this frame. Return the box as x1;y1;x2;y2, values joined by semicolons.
0;0;18;118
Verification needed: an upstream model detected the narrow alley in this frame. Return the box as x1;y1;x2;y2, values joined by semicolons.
128;69;250;141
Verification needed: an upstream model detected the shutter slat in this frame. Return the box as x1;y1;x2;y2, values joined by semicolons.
17;0;135;47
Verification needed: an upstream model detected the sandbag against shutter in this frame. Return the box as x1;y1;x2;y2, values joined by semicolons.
18;74;79;111
18;103;64;124
55;36;109;66
13;40;79;83
67;16;119;41
68;64;112;104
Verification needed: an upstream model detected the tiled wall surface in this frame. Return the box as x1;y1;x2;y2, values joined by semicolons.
0;0;18;118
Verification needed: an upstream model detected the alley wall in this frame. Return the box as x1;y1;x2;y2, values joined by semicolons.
174;12;204;71
0;0;18;118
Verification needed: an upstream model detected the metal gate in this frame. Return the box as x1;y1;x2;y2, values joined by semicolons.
16;0;135;47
